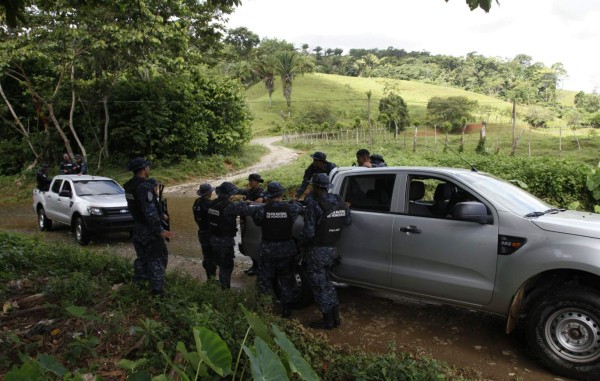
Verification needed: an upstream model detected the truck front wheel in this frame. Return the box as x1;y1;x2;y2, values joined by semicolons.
74;217;91;245
526;287;600;380
37;207;52;231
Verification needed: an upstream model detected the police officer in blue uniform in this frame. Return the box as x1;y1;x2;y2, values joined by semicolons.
295;151;337;199
301;173;351;329
123;157;175;296
208;181;250;289
192;183;216;279
36;164;52;191
73;154;88;175
249;181;303;317
59;153;74;174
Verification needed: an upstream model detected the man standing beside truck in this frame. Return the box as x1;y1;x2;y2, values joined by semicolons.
124;157;175;296
249;181;303;318
301;173;351;330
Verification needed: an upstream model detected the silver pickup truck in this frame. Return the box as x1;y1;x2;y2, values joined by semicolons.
242;166;600;380
33;175;133;245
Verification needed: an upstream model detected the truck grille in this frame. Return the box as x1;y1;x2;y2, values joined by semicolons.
103;207;131;216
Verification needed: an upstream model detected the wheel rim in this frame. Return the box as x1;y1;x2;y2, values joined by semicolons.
76;221;83;241
38;210;45;229
545;307;600;363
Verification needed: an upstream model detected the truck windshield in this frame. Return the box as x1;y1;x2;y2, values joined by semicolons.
73;180;124;196
456;172;552;216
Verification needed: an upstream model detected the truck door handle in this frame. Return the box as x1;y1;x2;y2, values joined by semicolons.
400;226;422;234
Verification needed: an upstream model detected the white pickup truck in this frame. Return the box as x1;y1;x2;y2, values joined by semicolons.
242;166;600;380
33;175;134;245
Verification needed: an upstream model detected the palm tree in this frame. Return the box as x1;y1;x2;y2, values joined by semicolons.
253;58;276;107
276;51;310;112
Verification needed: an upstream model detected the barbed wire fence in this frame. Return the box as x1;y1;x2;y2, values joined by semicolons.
281;124;600;162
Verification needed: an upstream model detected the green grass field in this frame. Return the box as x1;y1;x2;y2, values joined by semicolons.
246;73;515;136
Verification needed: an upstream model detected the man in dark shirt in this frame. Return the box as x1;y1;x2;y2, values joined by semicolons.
295;151;337;199
36;164;52;191
301;173;351;330
59;153;73;174
123;157;175;296
192;183;216;279
73;154;88;175
238;173;265;275
249;181;303;317
208;181;250;289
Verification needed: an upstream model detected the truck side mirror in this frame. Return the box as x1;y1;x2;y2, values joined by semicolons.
59;189;72;198
453;201;492;224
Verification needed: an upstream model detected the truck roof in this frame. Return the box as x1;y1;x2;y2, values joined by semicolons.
52;174;116;182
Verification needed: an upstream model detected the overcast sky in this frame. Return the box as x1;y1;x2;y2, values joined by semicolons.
226;0;600;93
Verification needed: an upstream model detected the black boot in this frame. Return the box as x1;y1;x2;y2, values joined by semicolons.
331;305;340;327
309;311;335;330
282;303;292;318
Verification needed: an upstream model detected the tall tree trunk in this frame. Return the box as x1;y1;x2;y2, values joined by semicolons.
69;65;86;158
559;125;563;156
0;82;39;165
47;103;75;158
97;95;110;170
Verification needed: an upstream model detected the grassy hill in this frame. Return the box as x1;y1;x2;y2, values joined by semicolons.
246;73;514;136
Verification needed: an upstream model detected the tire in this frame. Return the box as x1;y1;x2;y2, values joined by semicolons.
74;217;91;246
274;265;313;309
526;287;600;380
37;207;52;231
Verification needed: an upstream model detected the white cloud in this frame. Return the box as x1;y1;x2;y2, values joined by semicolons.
227;0;600;92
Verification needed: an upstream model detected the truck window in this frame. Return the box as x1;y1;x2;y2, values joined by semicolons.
51;180;63;194
73;180;123;196
61;181;72;194
406;175;489;220
342;174;395;212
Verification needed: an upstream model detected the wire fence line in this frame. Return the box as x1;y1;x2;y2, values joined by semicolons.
282;125;600;162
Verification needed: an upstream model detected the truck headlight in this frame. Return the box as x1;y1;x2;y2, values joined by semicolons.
88;207;103;216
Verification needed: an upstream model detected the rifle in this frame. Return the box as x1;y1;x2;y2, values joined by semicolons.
158;183;171;240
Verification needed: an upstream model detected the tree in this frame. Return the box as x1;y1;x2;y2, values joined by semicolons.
426;96;478;131
224;27;260;59
275;51;314;112
0;0;246;173
378;93;410;138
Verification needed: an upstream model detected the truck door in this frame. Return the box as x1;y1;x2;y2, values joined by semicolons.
391;174;498;305
332;173;398;289
54;180;73;224
44;179;63;220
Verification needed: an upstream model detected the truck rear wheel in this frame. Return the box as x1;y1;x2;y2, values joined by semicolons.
74;217;91;245
526;287;600;380
37;207;52;231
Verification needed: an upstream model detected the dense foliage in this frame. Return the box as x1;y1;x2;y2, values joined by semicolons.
0;0;250;174
0;232;463;380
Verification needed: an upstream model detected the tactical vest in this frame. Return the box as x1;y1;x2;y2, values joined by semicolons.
123;176;146;222
193;198;211;231
314;198;347;245
245;187;264;202
262;203;294;241
208;199;237;237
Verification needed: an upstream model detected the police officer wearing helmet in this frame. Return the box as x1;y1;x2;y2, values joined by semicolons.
73;154;88;175
249;181;303;317
123;157;175;296
238;173;265;276
192;183;216;279
36;164;52;191
301;173;351;329
208;181;250;289
295;151;337;199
